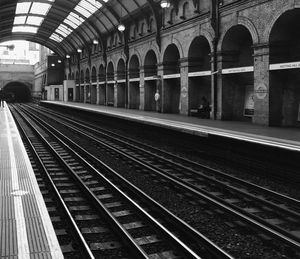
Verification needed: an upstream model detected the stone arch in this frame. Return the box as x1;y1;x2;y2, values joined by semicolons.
141;45;160;65
199;25;215;52
264;5;297;43
129;54;140;79
218;16;259;51
85;67;90;82
91;66;97;82
117;58;126;80
161;38;184;63
129;50;142;69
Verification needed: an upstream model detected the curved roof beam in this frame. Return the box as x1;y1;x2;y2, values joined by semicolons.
0;35;65;56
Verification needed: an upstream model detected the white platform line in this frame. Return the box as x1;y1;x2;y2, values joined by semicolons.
6;105;64;258
5;106;30;259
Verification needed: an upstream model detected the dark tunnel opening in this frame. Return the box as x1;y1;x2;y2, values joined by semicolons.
3;82;32;102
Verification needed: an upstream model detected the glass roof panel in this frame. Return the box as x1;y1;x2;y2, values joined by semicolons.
30;2;52;15
16;2;31;14
74;5;91;18
50;33;63;42
14;16;27;25
12;26;38;33
26;16;44;26
48;0;102;43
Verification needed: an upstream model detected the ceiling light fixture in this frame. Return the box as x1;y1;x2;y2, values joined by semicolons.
160;0;170;8
93;39;99;44
118;23;125;32
118;3;125;32
77;49;82;53
66;54;70;58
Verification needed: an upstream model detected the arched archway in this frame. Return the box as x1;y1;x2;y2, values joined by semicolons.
3;81;31;102
129;55;140;109
98;64;106;105
188;36;211;117
75;71;80;101
269;9;300;126
162;44;181;113
91;66;97;104
106;62;115;106
116;59;126;108
144;50;158;111
85;68;91;103
221;25;254;121
80;70;84;102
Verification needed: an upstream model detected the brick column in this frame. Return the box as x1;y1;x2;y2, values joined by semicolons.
179;58;189;115
157;63;164;112
253;44;270;125
139;66;145;110
96;76;100;105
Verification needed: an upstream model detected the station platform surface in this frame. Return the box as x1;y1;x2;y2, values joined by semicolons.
0;103;63;259
41;101;300;152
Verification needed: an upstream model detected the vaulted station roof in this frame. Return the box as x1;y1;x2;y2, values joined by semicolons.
0;0;160;57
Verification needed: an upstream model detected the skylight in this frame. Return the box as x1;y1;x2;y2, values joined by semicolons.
30;3;52;15
50;0;103;44
12;26;38;33
13;1;54;34
50;33;64;43
27;16;44;26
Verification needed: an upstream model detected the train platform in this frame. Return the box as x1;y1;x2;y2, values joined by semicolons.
0;102;63;259
41;101;300;152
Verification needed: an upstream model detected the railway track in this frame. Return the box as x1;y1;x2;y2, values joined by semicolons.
18;103;300;257
10;105;231;258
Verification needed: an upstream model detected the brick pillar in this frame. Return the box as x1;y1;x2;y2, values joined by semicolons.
253;44;270;125
113;74;117;107
179;58;189;115
139;66;145;110
157;63;164;112
96;76;100;105
83;82;87;103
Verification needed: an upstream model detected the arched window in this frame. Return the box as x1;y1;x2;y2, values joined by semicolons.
181;2;188;20
140;23;144;36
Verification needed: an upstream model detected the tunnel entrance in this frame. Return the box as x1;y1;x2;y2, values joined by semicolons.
3;81;31;102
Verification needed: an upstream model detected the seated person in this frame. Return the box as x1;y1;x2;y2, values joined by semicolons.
198;96;210;118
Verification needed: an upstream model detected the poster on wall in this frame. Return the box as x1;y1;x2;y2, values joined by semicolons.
244;85;254;116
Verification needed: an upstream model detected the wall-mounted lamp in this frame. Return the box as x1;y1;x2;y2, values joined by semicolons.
51;63;55;67
77;49;82;53
66;54;70;59
160;0;170;8
93;39;99;45
58;60;62;63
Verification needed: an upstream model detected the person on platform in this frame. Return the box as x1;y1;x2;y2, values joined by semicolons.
198;96;210;118
0;89;4;108
154;89;161;112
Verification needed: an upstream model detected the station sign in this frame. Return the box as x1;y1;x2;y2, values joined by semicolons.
222;66;253;74
163;73;181;79
269;61;300;70
188;71;211;77
128;78;140;82
117;79;126;83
